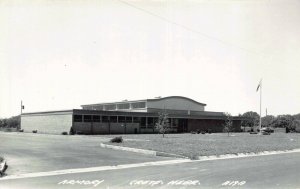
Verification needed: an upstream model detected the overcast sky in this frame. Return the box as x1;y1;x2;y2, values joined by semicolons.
1;0;300;118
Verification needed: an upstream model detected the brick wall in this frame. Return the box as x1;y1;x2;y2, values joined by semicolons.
73;122;140;134
188;119;241;132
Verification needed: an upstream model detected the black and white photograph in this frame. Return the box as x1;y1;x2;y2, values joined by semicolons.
1;0;300;188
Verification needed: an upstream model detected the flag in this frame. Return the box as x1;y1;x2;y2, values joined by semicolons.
256;79;262;92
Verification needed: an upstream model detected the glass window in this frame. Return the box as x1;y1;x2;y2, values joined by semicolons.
105;104;116;110
172;118;178;126
117;103;130;109
133;117;140;123
84;115;92;122
141;117;146;128
94;105;103;110
102;116;109;123
93;115;100;122
110;116;117;123
147;117;154;129
153;117;158;125
118;116;125;122
126;116;132;123
147;117;154;125
131;102;146;109
74;115;82;122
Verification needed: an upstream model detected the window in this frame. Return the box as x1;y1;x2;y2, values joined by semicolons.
141;117;146;128
84;115;92;122
172;118;178;127
147;117;154;128
102;116;109;123
131;102;146;109
153;117;158;125
105;104;116;110
117;103;130;109
118;116;125;122
133;117;141;123
93;115;100;122
110;116;117;123
94;105;103;110
126;116;132;123
147;117;154;125
74;115;82;122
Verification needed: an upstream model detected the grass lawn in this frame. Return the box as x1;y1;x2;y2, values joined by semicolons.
104;133;300;158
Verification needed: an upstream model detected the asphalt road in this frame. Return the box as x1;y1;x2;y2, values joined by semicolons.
1;132;300;189
1;152;300;189
0;132;171;175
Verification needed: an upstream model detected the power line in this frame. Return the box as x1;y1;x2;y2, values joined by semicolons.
117;0;262;55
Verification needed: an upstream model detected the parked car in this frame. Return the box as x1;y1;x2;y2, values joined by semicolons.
261;127;274;133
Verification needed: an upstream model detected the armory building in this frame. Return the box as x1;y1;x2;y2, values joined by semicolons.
21;96;243;134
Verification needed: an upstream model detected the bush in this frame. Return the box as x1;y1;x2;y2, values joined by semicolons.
32;130;37;133
61;132;68;135
110;136;123;143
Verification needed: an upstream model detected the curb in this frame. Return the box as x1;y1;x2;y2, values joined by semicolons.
100;143;188;159
195;148;300;161
100;143;300;161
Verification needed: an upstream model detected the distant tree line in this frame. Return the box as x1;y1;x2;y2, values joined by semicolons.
0;115;20;128
239;112;300;132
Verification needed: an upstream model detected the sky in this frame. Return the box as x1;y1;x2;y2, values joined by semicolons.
0;0;300;118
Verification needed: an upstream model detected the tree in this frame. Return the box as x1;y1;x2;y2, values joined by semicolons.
223;112;233;136
155;112;170;138
273;115;295;131
293;113;300;120
241;111;260;129
261;115;275;127
0;119;8;128
0;115;20;129
292;120;300;132
6;116;20;128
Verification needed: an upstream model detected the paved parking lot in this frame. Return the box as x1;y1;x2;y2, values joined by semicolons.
1;132;300;189
0;132;171;175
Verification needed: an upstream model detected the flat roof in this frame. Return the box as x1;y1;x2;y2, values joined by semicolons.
21;109;245;120
81;96;207;107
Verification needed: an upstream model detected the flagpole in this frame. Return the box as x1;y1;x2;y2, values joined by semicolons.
21;100;23;115
259;80;262;131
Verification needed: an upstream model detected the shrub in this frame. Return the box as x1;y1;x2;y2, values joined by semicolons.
32;130;37;133
61;132;68;135
110;136;123;143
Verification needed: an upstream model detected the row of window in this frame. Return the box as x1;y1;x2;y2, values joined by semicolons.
74;115;156;124
73;115;180;129
84;102;146;111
